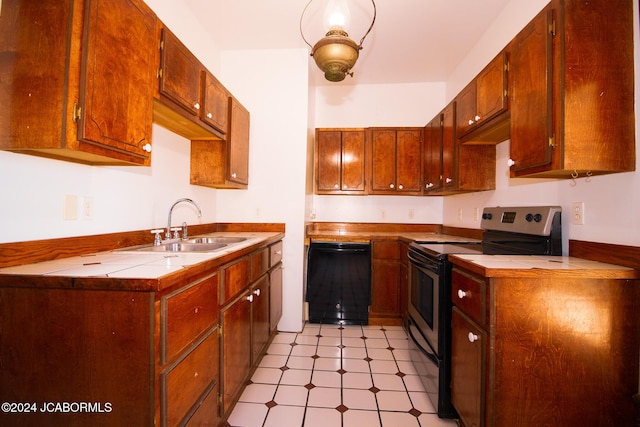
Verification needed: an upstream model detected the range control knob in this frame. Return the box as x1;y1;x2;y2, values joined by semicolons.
482;213;493;220
526;213;533;222
533;213;542;222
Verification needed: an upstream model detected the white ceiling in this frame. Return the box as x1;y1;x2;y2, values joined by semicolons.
184;0;513;86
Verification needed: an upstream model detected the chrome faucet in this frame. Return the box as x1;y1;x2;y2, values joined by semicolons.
166;198;202;240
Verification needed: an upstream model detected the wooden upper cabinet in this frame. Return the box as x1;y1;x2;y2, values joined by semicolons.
0;0;157;165
155;27;226;140
427;102;496;196
315;129;366;194
159;28;201;117
509;0;635;178
508;5;554;175
227;96;250;187
370;128;422;195
201;71;229;134
423;114;443;193
457;52;509;144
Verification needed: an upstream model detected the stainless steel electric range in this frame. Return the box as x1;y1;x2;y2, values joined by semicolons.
407;206;562;418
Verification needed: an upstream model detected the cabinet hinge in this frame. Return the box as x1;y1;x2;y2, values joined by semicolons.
503;88;508;98
549;20;556;36
548;134;556;148
504;61;509;72
72;103;82;122
158;39;164;51
157;68;163;79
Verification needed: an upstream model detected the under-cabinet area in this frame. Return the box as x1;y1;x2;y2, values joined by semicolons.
0;227;283;427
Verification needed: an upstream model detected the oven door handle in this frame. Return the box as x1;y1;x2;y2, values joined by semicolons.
408;251;438;272
408;321;439;365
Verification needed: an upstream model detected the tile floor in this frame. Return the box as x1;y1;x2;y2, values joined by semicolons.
224;322;459;427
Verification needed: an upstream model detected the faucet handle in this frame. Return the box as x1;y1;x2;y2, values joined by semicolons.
181;222;189;240
150;229;164;246
170;227;181;239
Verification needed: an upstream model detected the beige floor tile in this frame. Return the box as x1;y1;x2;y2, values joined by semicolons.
343;409;382;427
280;368;313;386
307;386;342;408
274;385;310;406
342;372;373;389
226;402;269;427
303;407;342;427
238;383;277;403
263;405;306;427
342;388;378;410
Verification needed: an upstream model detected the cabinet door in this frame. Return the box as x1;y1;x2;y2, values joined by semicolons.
396;129;422;192
441;102;456;190
251;275;270;365
508;5;553;174
451;307;485;427
455;81;477;138
371;129;397;192
424;115;442;193
476;52;508;124
221;292;251;415
78;0;157;164
270;264;283;332
340;130;366;191
201;71;228;134
370;241;401;319
159;28;201;116
227;97;250;186
316;130;342;192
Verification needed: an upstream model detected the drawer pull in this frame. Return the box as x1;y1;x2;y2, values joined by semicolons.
457;289;469;299
194;307;199;314
247;295;254;303
194;371;199;378
253;288;261;297
468;332;479;343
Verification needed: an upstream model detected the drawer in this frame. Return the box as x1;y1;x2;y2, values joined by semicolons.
372;240;400;260
164;273;218;363
452;269;486;326
250;247;269;281
221;256;250;304
270;241;283;266
163;329;219;427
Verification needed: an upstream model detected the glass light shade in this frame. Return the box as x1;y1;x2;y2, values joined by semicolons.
323;0;351;33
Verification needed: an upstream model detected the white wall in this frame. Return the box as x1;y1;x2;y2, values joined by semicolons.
217;48;311;333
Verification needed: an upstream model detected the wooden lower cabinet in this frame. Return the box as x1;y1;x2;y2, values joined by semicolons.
219;240;284;421
450;267;640;426
220;289;252;415
369;239;402;324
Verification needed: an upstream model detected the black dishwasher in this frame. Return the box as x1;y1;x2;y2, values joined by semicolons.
306;241;371;325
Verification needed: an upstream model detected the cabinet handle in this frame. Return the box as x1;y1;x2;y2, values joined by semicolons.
194;103;200;110
231;172;237;178
508;158;516;167
207;112;213;119
142;143;152;153
194;307;199;314
398;184;404;190
389;183;395;189
275;250;282;255
475;115;481;121
468;332;479;343
334;184;339;189
425;183;433;189
247;294;254;303
445;178;453;184
468;119;474;125
457;289;468;299
253;288;261;297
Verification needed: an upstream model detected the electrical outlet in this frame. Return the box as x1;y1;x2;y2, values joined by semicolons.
381;209;386;219
81;197;94;220
408;209;414;219
571;202;585;225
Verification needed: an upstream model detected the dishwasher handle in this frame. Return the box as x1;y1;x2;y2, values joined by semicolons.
309;242;370;254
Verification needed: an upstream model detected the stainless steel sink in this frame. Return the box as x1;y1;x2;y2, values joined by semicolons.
119;235;248;253
133;242;228;252
186;236;247;244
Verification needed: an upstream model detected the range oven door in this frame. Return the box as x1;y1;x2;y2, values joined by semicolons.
407;246;441;355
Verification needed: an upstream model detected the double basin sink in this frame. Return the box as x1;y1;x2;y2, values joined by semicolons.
125;236;247;253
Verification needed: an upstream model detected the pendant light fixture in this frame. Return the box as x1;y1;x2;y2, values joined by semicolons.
300;0;377;82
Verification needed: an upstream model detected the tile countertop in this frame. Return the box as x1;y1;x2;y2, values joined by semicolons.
308;231;481;244
450;254;640;279
0;232;283;292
